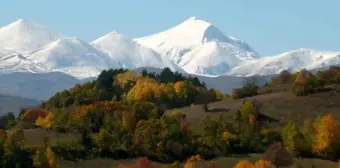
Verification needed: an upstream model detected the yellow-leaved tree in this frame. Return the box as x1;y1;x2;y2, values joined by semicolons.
313;114;340;159
234;160;274;168
184;155;203;168
46;147;57;168
234;160;254;168
126;77;162;101
34;147;57;168
35;112;55;129
253;160;274;168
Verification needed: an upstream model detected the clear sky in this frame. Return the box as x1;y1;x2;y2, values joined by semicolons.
0;0;339;56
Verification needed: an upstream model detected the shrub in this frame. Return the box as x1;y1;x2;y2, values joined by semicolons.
261;142;293;167
232;84;258;99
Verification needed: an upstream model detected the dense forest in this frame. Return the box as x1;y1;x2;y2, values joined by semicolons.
0;67;340;168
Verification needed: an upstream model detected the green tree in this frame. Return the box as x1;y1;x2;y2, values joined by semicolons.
94;128;114;152
33;148;49;168
2;129;33;168
282;121;305;156
0;134;5;161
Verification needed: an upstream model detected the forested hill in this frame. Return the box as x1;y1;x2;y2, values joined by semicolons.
42;67;223;110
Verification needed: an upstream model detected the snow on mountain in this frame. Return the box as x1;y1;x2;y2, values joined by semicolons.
0;48;46;74
91;31;181;72
27;38;122;79
134;17;259;76
228;48;340;76
1;18;340;81
0;19;65;54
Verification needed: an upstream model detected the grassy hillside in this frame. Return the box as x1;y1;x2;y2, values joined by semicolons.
175;91;340;130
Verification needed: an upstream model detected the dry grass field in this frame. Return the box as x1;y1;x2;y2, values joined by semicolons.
57;154;338;168
171;91;340;132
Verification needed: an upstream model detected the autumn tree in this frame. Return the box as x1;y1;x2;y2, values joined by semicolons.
315;66;340;85
253;160;274;168
174;80;199;106
292;70;313;95
270;70;292;85
21;109;49;123
46;147;57;168
2;129;32;168
33;148;49;168
35;112;55;129
301;119;315;156
184;155;215;168
237;100;263;140
282;121;305;156
121;110;136;133
313;114;340;160
234;160;254;168
34;147;58;168
114;71;138;97
94;128;114;152
127;77;162;102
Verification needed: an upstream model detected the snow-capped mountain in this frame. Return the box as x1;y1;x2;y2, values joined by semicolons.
228;48;340;76
0;19;65;54
0;17;340;81
28;38;121;78
91;31;181;72
0;19;123;79
0;48;46;74
134;17;259;76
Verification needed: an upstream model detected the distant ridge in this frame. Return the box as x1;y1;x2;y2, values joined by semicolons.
0;17;339;80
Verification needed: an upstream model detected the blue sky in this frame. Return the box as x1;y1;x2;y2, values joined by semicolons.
0;0;339;56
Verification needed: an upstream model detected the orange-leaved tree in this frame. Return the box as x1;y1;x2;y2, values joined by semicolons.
253;160;274;168
234;160;254;168
234;160;274;168
313;114;340;159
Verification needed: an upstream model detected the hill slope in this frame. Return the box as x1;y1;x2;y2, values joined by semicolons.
0;72;86;100
175;92;340;130
0;94;40;115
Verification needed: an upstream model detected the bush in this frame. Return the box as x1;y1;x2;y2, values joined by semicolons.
261;142;293;167
232;84;258;99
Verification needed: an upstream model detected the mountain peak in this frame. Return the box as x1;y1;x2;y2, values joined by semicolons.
7;18;45;30
0;19;65;54
135;17;250;51
107;31;122;36
91;31;129;45
13;18;26;24
134;17;260;76
186;16;203;21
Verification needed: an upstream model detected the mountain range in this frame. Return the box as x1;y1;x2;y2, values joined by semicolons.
0;93;40;115
0;17;340;80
